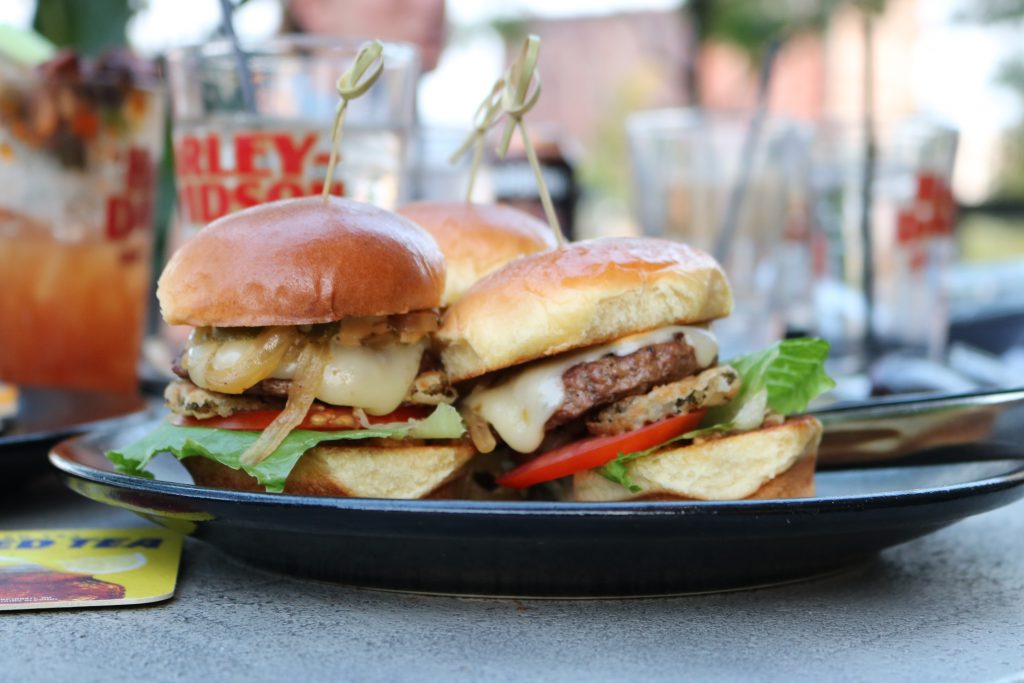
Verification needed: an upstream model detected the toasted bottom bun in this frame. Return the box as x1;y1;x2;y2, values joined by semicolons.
184;440;477;499
573;415;822;502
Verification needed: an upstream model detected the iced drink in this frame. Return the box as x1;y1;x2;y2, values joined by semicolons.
0;51;162;392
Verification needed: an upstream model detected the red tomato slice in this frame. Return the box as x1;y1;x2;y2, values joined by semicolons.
173;405;431;431
496;410;706;490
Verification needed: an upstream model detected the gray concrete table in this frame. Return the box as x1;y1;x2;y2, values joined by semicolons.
2;473;1023;683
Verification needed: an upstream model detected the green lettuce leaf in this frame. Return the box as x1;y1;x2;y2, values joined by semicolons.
597;338;835;491
596;427;699;493
688;337;835;437
106;404;466;493
598;455;644;493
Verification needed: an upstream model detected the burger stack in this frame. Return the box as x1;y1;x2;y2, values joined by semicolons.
108;195;831;502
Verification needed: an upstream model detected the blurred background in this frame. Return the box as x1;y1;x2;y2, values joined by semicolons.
3;0;1022;233
2;0;1024;400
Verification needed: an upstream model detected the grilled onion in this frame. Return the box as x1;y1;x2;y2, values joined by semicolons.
464;409;497;453
337;316;389;346
239;340;327;467
336;311;440;347
394;311;439;343
200;327;298;394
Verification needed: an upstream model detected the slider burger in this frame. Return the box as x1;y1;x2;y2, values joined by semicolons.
395;201;556;498
108;196;472;498
397;201;556;306
436;237;833;502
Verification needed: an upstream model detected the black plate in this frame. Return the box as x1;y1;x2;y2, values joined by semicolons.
814;387;1024;466
1;387;146;479
49;418;1024;597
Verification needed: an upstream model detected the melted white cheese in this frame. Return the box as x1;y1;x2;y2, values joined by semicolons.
186;335;425;415
466;326;718;454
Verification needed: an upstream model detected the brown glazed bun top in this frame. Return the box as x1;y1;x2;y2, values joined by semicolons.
438;237;733;382
158;196;446;327
397;201;557;306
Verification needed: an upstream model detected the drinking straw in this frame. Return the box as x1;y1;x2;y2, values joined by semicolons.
217;0;257;112
712;38;780;264
860;12;878;360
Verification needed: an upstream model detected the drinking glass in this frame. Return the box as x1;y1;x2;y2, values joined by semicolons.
627;109;813;359
0;62;163;392
407;126;489;202
165;36;420;243
811;120;958;373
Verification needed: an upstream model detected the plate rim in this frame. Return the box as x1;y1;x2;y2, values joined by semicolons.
0;389;150;449
48;422;1024;518
814;386;1024;418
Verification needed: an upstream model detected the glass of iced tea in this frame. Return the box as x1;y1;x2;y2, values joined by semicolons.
0;51;163;393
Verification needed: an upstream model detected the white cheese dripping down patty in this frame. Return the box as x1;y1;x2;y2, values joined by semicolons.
465;326;718;453
185;334;426;416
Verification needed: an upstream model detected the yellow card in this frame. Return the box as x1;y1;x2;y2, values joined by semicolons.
0;528;183;610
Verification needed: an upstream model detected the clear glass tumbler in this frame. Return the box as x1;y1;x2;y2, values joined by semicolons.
811;120;958;373
627;108;813;359
165;35;420;244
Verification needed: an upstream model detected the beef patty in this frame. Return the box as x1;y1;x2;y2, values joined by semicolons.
545;336;702;430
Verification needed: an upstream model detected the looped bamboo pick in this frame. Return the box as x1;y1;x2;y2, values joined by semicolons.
322;40;385;201
449;79;506;202
449;35;563;246
494;35;563;247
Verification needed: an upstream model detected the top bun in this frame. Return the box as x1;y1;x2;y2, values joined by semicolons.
158;197;445;327
397;201;556;306
438;237;732;382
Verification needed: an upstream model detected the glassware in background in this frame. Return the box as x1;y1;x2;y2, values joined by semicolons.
0;53;163;393
626;109;813;359
165;36;419;246
811;120;958;374
407;126;493;202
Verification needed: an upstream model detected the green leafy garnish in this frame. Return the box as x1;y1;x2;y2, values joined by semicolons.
735;337;835;414
596;428;699;492
106;404;465;493
599;454;645;493
597;338;835;491
689;337;835;437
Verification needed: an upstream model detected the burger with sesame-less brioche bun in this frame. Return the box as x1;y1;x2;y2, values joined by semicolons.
107;196;473;499
436;237;834;502
396;201;557;306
